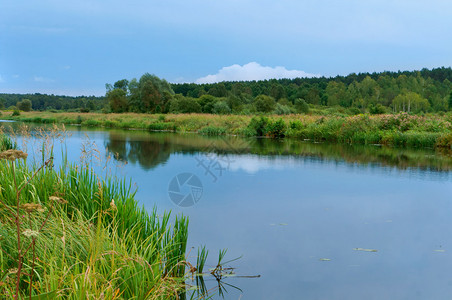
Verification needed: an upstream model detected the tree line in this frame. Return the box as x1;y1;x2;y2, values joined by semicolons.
0;93;103;112
2;67;452;114
105;67;452;115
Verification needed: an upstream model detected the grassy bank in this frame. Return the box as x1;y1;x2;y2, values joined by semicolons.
0;148;189;299
4;111;452;149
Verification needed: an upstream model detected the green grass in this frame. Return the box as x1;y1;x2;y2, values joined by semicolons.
0;147;189;299
5;111;452;149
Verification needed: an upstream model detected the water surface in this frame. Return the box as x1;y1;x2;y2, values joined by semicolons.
4;123;452;300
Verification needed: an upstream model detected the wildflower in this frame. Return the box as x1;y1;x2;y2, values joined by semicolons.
110;199;117;211
49;196;68;204
0;150;28;161
21;203;45;213
22;229;39;238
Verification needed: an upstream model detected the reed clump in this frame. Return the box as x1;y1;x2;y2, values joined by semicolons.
0;145;189;299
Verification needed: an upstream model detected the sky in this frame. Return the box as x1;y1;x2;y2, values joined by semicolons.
1;0;452;96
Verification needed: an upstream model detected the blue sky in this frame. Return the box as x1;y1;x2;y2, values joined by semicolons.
1;0;451;96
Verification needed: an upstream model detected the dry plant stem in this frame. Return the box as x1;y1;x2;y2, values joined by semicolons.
29;240;36;300
14;161;22;300
9;157;53;300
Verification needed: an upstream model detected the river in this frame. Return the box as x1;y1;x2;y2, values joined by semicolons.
3;122;452;300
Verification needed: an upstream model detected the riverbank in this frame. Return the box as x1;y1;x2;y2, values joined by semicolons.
4;111;452;149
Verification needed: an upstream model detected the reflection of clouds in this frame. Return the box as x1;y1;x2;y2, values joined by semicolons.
228;155;295;174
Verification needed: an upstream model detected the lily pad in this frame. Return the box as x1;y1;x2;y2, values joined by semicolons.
353;248;378;252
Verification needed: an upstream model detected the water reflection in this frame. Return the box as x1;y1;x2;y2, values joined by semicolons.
101;131;452;173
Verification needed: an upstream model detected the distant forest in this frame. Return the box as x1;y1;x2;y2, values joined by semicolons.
2;67;452;115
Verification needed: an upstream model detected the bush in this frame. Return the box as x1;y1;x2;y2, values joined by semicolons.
274;103;292;115
369;103;387;114
295;99;310;114
267;118;286;138
17;99;32;112
198;126;227;136
248;116;270;136
169;95;202;113
149;122;177;131
254;95;276;113
12;110;20;116
212;101;231;115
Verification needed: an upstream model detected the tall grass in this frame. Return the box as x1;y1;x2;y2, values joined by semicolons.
6;111;452;149
0;145;189;298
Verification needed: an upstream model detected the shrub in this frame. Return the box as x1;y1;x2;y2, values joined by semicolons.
17;99;32;111
12;109;20;116
274;103;292;115
294;99;310;114
149;122;177;131
254;95;276;113
212;101;231;115
169;95;202;113
248;116;270;136
369;103;387;114
267;118;286;138
198;126;227;136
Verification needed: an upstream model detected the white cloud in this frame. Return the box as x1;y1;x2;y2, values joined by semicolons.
34;76;55;83
12;74;19;78
195;62;319;84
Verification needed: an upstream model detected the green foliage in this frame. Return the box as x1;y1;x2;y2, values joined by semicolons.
267;118;286;138
17;99;32;111
12;109;20;116
212;101;231;115
169;95;202;113
368;103;387;114
106;88;128;113
198;126;227;136
198;95;218;113
392;92;430;113
274;103;292;115
248;116;270;136
0;149;189;299
254;95;276;113
149;122;177;131
294;98;310;113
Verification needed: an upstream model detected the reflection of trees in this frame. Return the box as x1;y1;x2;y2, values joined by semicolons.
104;131;452;172
104;133;171;170
127;140;171;170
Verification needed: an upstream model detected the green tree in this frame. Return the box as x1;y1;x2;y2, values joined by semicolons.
449;91;452;110
107;89;128;113
128;78;141;112
392;92;430;113
17;99;32;111
198;95;218;113
254;95;275;113
169;95;202;113
138;73;174;113
326;81;348;107
114;79;129;92
212;101;231;115
294;98;310;113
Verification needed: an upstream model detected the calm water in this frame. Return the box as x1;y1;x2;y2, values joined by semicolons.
4;123;452;300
